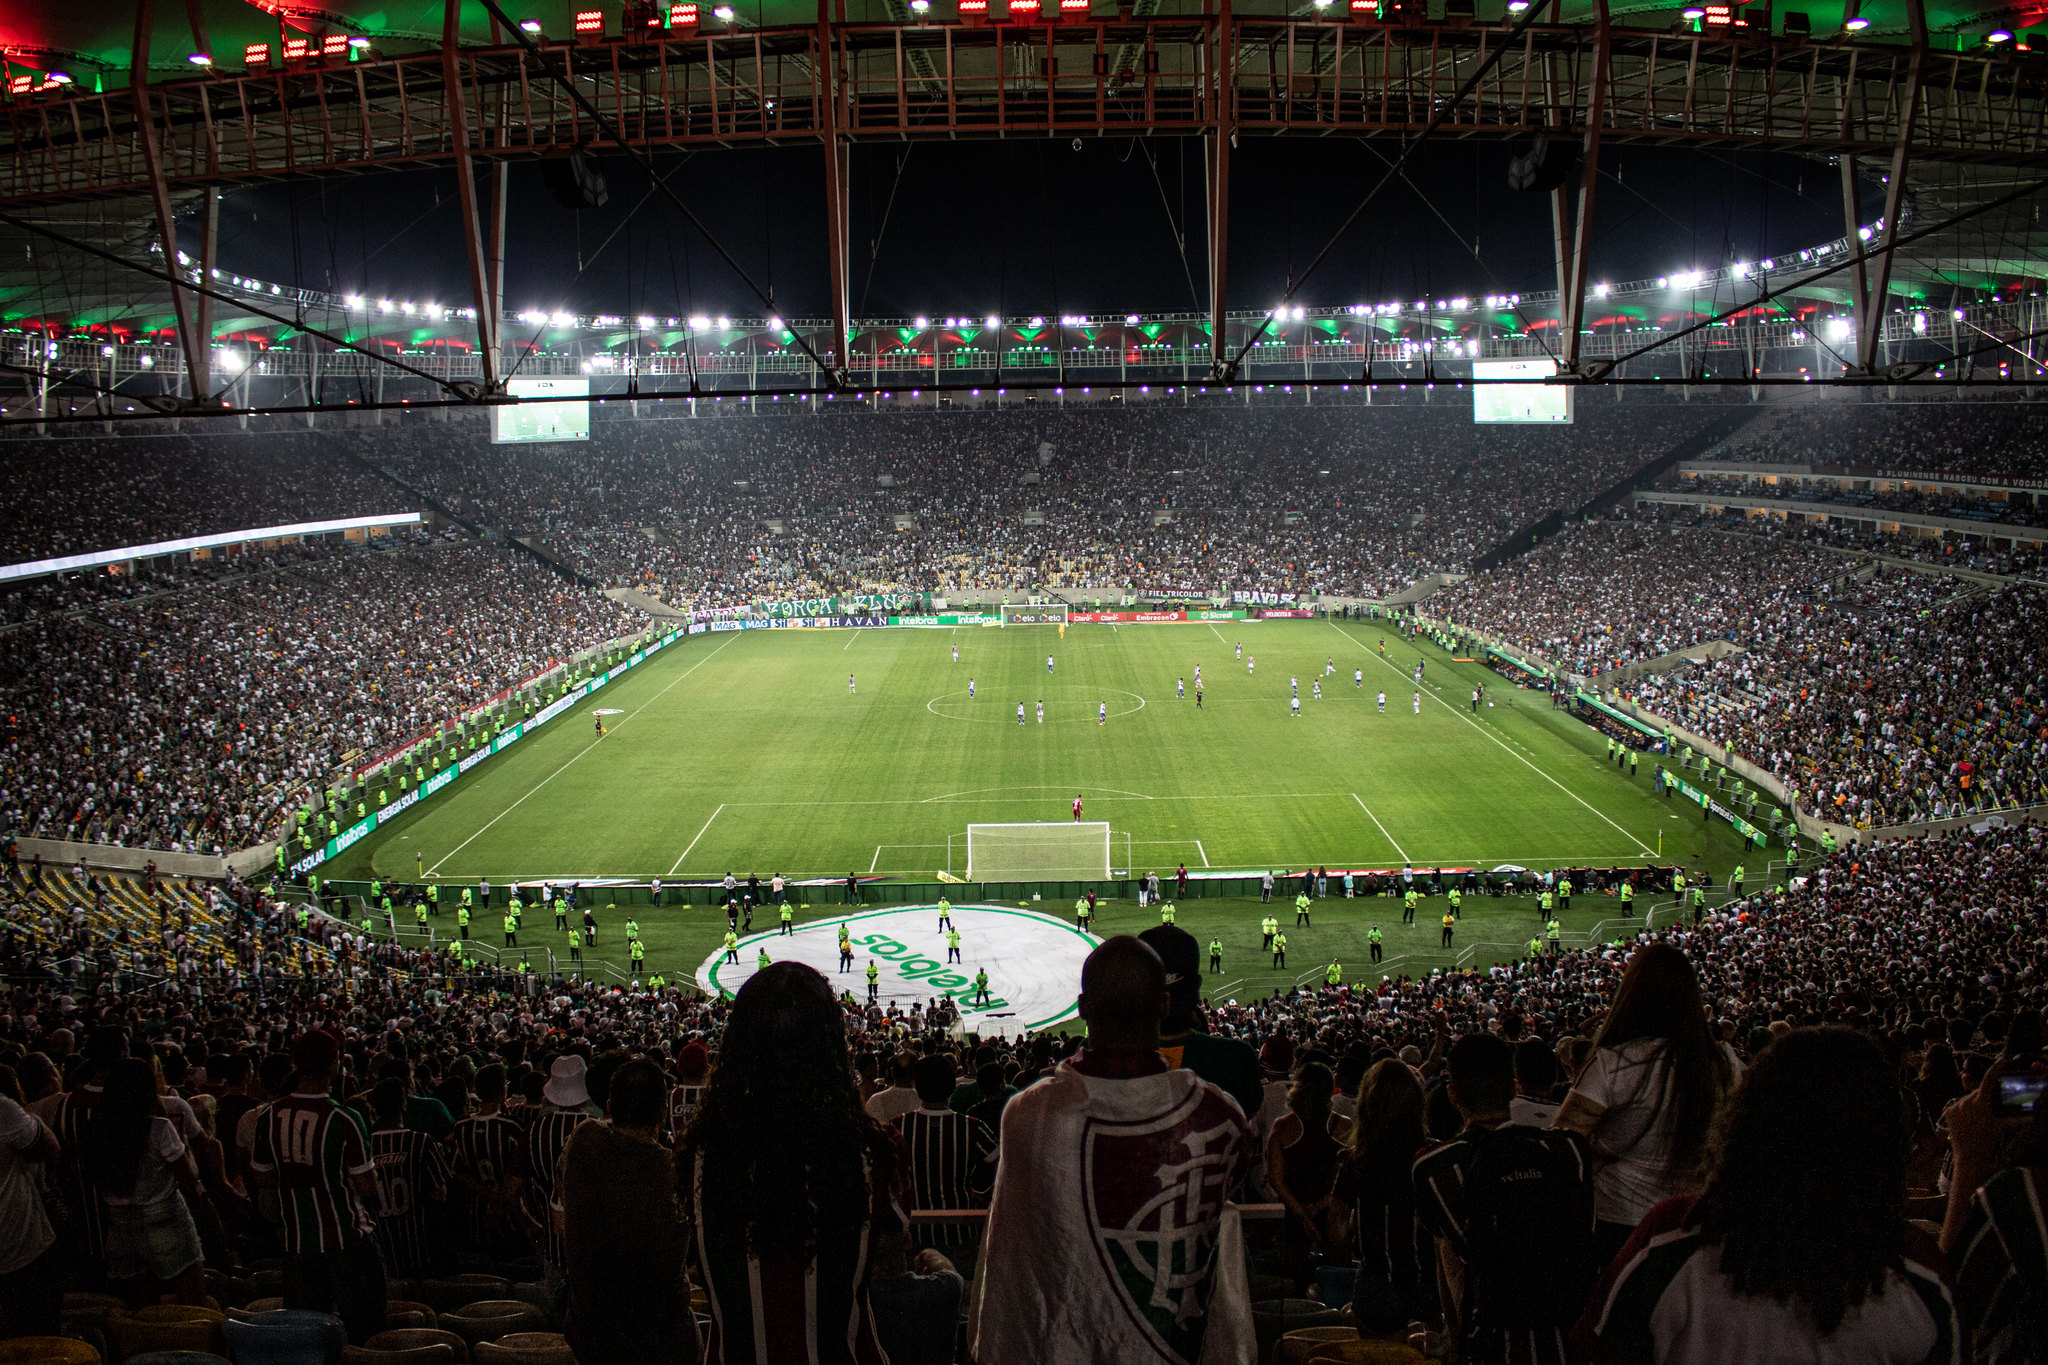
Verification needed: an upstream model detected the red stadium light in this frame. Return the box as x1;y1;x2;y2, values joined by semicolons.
244;42;272;67
959;0;989;23
574;9;605;32
1007;0;1041;19
7;76;31;95
321;33;349;55
1349;0;1379;16
1058;0;1089;16
283;37;310;59
669;2;699;25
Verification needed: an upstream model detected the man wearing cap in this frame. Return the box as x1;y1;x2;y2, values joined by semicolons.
1142;925;1263;1119
249;1031;386;1344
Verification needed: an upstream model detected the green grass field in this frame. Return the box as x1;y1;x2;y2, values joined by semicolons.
325;619;1765;1003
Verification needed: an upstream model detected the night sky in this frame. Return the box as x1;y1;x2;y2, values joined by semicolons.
218;137;1863;321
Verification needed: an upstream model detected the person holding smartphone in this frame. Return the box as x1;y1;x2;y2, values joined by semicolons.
1942;1055;2048;1364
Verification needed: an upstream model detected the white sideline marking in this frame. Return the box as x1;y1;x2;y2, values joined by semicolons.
1351;793;1410;863
1195;839;1211;868
845;629;862;649
869;845;882;874
670;803;727;875
1332;624;1656;857
429;635;737;873
1208;624;1229;644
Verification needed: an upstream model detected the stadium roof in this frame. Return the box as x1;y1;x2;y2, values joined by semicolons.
2;0;2040;82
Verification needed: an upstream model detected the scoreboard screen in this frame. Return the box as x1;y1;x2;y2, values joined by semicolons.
1472;359;1573;425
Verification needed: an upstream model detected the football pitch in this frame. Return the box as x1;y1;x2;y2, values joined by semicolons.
325;618;1759;997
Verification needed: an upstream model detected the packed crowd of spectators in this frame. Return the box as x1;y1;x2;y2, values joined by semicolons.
0;532;635;854
1673;471;2048;531
1429;505;2046;828
350;398;1718;605
1697;400;2048;482
1638;500;2048;580
1427;516;1845;678
0;823;2042;1363
0;432;413;563
1618;568;2048;828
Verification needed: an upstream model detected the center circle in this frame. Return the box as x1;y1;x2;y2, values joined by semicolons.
696;904;1099;1032
927;688;1148;723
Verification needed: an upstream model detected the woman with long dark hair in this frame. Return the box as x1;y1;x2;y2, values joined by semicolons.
1554;941;1738;1263
1580;1028;1956;1361
1267;1062;1345;1289
85;1056;208;1306
678;963;902;1365
1333;1058;1430;1332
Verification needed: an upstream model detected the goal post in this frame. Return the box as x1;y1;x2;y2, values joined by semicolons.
999;603;1069;626
966;821;1110;881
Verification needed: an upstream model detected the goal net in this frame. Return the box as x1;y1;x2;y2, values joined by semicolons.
966;822;1110;881
999;603;1069;626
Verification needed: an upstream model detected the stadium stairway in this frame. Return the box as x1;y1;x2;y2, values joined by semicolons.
1471;408;1765;573
1591;638;1745;690
6;868;336;979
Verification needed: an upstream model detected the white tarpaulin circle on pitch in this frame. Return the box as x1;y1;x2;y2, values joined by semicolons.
695;904;1098;1033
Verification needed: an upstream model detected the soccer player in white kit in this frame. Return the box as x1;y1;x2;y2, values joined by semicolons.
1413;691;1421;713
1313;680;1321;700
968;678;975;698
1098;702;1107;725
1194;665;1202;686
1326;657;1336;676
1177;677;1184;699
1290;696;1301;717
1036;700;1044;723
1017;703;1026;724
1236;642;1242;660
952;645;959;663
1291;676;1298;698
1355;668;1363;688
1377;691;1386;713
1047;655;1055;674
1248;655;1255;675
848;674;855;693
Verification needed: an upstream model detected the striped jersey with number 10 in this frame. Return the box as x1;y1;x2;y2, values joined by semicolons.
248;1093;378;1253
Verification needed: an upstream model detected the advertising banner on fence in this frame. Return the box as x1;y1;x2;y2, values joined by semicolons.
1232;590;1298;606
1674;778;1771;850
1257;608;1317;619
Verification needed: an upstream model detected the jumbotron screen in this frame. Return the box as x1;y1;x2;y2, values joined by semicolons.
1472;359;1574;425
493;377;591;443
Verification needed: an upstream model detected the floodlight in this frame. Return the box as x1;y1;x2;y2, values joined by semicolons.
187;53;213;65
520;18;544;30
